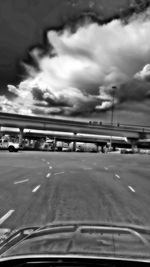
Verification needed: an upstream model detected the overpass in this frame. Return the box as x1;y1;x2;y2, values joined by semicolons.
0;129;128;147
0;112;150;147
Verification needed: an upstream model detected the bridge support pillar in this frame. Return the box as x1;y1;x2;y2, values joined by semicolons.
100;144;105;153
53;137;56;151
73;133;77;152
96;143;99;152
19;127;24;146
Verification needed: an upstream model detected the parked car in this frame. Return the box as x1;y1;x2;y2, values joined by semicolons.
62;147;71;152
0;138;20;152
121;149;134;154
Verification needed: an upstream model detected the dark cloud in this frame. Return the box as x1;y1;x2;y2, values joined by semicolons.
118;79;150;102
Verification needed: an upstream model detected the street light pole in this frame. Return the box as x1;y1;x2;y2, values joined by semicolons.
111;86;116;126
110;86;116;150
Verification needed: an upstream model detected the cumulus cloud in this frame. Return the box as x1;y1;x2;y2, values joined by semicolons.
134;64;150;82
2;7;150;117
7;84;19;95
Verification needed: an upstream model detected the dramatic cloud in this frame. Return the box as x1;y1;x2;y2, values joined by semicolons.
1;6;150;118
134;64;150;82
118;79;150;102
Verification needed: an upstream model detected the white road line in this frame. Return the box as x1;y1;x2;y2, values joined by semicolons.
54;172;64;175
46;173;51;178
49;166;52;169
32;185;41;193
115;174;120;179
0;210;15;225
104;167;108;170
128;186;135;193
14;179;29;185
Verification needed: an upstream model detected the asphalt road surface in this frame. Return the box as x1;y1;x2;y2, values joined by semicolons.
0;151;150;231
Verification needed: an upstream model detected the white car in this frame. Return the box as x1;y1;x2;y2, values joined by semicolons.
0;139;19;152
62;147;71;152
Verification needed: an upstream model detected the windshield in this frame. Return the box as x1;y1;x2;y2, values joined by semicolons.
0;0;150;262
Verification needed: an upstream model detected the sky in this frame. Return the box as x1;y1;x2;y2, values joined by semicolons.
0;0;150;125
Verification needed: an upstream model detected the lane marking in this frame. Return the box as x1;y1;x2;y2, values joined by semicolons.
49;166;52;169
104;167;108;170
128;186;135;193
0;210;15;225
46;173;51;178
14;179;29;184
115;174;120;179
32;185;41;193
54;172;64;175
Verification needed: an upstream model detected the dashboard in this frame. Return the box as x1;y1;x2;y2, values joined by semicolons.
0;257;150;267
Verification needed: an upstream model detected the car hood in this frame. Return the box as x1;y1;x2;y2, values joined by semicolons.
0;222;150;260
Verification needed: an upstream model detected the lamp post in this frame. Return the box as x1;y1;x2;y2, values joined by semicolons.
111;86;116;126
109;86;117;150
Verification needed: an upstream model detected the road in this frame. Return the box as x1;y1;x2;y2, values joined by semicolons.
0;151;150;231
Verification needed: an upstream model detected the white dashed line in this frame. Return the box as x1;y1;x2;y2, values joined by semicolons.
46;173;51;178
104;167;108;170
14;179;29;184
32;185;41;193
128;186;135;193
49;166;52;169
0;210;15;225
54;172;64;175
115;174;120;179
